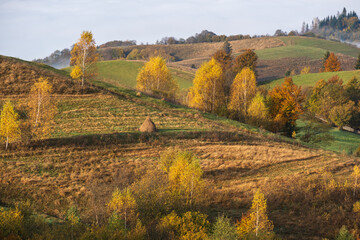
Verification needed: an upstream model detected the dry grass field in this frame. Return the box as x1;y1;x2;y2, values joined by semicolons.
2;51;360;239
1;84;359;238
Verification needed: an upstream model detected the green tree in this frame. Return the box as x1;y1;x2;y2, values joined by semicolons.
188;58;225;113
136;56;178;99
321;51;330;72
329;101;354;129
335;226;355;240
70;31;99;87
210;215;238;240
228;67;257;120
0;100;21;150
222;40;232;55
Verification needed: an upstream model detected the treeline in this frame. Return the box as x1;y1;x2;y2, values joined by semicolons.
302;8;360;43
156;30;255;45
98;40;137;49
33;48;71;69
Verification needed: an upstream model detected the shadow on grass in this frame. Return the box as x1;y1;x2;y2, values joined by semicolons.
19;130;259;150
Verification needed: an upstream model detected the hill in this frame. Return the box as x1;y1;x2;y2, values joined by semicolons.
1;75;359;238
255;36;360;82
0;55;97;95
262;69;360;88
64;60;194;90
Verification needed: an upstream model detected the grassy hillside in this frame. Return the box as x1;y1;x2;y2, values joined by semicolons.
64;60;194;90
0;55;97;95
1;80;358;239
256;36;360;60
280;36;360;58
262;69;360;88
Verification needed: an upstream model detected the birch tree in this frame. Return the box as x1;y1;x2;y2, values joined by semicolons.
0;100;21;150
70;31;99;87
28;78;57;140
188;58;225;113
136;56;178;99
228;67;257;119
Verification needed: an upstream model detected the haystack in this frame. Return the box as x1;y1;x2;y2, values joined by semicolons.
139;116;157;132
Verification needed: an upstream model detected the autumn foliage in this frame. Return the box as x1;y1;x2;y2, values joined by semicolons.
228;67;257;120
70;31;99;86
28;78;57;140
237;190;273;239
268;78;304;135
324;52;341;72
188;58;225;113
136;56;178;99
0;100;21;150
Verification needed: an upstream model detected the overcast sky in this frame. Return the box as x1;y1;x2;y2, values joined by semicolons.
0;0;359;61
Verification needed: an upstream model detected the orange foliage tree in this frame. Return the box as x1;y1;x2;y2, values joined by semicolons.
324;52;341;72
232;49;258;74
268;78;304;135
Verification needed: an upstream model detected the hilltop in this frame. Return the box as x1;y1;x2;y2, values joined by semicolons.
0;55;97;95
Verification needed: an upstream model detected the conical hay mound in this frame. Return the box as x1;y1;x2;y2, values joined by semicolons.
139;116;157;132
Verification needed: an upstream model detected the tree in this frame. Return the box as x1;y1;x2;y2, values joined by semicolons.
228;67;257;120
70;31;99;87
168;151;203;207
236;189;273;239
324;52;341;72
329;101;354;129
300;66;310;74
353;166;360;197
0;100;21;150
335;226;355;240
28;78;57;140
188;58;225;113
268;78;304;135
107;188;137;231
355;53;360;70
247;92;269;127
210;215;238;240
232;49;258;74
222;40;232;55
136;56;178;99
321;51;330;72
211;49;233;92
70;65;83;81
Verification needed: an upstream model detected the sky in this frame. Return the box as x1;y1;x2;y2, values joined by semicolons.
0;0;359;61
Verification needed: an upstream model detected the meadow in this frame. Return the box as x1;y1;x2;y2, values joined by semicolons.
262;69;360;88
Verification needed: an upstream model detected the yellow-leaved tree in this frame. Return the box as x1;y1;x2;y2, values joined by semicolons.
136;56;178;99
237;189;274;239
353;165;360;197
70;65;83;81
0;100;21;150
188;58;225;113
70;31;99;87
228;67;257;120
108;188;138;231
247;92;269;127
28;78;57;140
167;150;204;207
